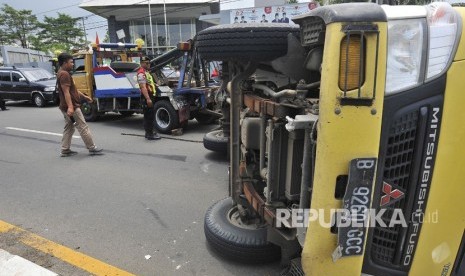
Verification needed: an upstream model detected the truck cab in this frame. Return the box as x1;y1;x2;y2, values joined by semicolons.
199;2;465;275
71;43;143;121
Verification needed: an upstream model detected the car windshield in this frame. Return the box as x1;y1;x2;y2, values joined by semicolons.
21;69;55;82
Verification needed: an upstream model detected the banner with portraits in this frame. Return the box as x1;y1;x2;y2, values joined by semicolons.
230;2;318;25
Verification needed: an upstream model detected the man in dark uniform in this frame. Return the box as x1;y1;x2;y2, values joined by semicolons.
0;97;7;111
137;56;161;140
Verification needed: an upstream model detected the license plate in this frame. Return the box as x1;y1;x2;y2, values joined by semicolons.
332;158;377;262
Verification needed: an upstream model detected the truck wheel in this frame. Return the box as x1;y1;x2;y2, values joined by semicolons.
32;94;46;107
196;23;299;62
81;101;99;122
204;197;281;263
203;130;228;153
153;100;179;134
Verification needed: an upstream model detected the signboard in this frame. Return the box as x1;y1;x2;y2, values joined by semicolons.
230;2;318;25
116;29;126;40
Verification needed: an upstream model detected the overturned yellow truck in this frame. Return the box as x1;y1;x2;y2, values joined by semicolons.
198;2;465;275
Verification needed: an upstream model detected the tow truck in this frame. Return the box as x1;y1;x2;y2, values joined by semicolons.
72;41;221;134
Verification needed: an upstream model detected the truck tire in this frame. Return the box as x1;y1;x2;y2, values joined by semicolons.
203;130;228;153
81;101;99;122
204;197;281;264
196;23;299;62
153;100;179;134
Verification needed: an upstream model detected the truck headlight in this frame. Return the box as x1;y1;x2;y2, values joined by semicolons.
385;2;460;95
385;19;425;95
425;2;460;81
44;86;55;92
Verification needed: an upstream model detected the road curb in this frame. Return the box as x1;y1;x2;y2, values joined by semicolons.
0;249;58;276
0;220;135;276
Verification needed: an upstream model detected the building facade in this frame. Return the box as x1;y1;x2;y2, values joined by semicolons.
80;0;219;56
79;0;316;56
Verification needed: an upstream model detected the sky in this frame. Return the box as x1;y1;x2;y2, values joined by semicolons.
0;0;107;43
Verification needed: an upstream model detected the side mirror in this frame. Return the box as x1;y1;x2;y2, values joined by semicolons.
19;77;27;82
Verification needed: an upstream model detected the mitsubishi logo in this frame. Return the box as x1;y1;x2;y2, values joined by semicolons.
380;182;405;207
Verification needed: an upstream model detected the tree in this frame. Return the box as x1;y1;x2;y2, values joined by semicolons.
0;4;38;48
0;13;6;45
28;36;47;51
103;30;110;43
36;13;85;52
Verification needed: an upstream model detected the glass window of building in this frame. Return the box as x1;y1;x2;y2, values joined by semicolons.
130;18;196;56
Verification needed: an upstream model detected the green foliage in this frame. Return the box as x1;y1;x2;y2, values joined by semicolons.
36;13;85;52
287;0;299;3
103;31;110;43
0;4;87;53
28;36;47;51
0;4;38;48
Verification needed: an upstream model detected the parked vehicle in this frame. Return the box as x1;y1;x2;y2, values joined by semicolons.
0;67;57;107
73;42;221;134
198;2;465;275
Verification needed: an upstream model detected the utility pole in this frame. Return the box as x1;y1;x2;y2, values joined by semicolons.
81;17;88;44
163;0;168;49
148;0;155;55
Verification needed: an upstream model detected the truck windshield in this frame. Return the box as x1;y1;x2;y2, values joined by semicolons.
74;58;86;71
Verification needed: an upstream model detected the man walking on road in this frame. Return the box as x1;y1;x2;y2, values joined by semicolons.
137;56;161;140
57;53;103;157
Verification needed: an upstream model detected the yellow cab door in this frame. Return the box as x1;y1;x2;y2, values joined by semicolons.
72;54;93;98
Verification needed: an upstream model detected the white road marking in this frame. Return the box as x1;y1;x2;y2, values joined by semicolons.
6;127;80;139
0;249;58;276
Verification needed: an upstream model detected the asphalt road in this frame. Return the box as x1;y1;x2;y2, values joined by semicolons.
0;102;281;276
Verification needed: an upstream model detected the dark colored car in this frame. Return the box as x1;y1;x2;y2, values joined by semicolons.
0;67;58;107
